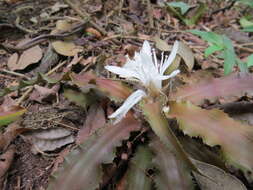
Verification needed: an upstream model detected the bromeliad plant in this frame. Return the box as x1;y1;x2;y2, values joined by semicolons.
49;40;253;189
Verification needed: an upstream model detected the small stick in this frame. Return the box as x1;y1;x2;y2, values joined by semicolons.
52;121;79;131
1;69;30;80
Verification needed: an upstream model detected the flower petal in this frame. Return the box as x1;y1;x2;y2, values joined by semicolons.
140;41;152;57
105;66;141;79
160;41;179;74
109;89;146;123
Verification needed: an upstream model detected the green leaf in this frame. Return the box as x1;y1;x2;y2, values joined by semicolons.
188;30;223;47
247;54;253;67
236;58;248;73
63;88;94;108
187;3;207;26
0;105;26;126
166;101;253;177
239;17;253;28
125;146;152;190
223;35;236;75
204;45;223;57
167;2;191;15
237;0;253;7
48;114;141;190
242;26;253;32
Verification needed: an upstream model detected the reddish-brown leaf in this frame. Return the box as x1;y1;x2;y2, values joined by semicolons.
48;114;140;190
70;72;132;101
166;101;253;175
76;104;106;144
170;73;253;105
0;145;15;189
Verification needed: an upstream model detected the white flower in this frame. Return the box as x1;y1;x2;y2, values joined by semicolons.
106;40;180;123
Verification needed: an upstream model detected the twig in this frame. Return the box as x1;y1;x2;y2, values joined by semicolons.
235;45;253;53
1;69;30;80
52;121;79;131
16;86;34;105
46;61;67;76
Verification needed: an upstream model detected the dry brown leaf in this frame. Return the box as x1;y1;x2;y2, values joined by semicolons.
52;41;83;56
7;53;19;70
0;126;28;152
193;159;247;190
51;20;83;56
23;127;74;153
8;46;43;71
0;145;15;189
177;41;194;71
55;20;72;31
154;36;170;51
154;37;194;71
29;84;59;103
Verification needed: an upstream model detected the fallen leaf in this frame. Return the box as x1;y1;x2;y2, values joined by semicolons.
52;41;83;56
0;145;15;189
154;37;194;71
193;159;247;190
154;36;170;51
177;41;194;71
31;45;59;75
8;46;43;71
7;53;18;70
51;20;83;56
23;128;74;153
55;20;72;31
0;126;28;152
29;84;59;103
